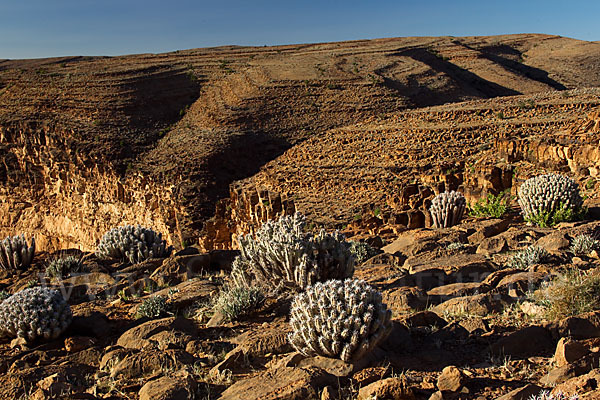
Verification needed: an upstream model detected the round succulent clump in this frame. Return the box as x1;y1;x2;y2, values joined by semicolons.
288;279;392;362
233;213;354;292
507;245;549;270
136;295;169;319
517;174;584;227
0;235;35;271
0;287;72;341
46;255;85;279
96;225;172;264
570;234;600;257
430;191;467;228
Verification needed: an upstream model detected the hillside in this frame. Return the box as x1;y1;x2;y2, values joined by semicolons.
2;34;600;251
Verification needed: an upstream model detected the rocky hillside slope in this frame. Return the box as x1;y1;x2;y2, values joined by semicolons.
2;33;600;251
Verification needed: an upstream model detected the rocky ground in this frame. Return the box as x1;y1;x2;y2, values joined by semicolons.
1;211;600;399
2;33;600;399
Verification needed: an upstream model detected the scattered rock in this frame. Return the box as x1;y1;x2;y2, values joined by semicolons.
116;317;197;350
138;371;197;400
219;366;335;400
64;336;96;353
491;326;554;358
495;384;544;400
536;232;570;253
477;236;508;256
437;365;464;392
554;337;589;367
357;377;416;400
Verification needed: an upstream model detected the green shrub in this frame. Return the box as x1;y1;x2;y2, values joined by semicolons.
214;286;265;321
469;191;510;218
535;269;600;320
136;295;169;319
506;245;549;270
447;242;468;251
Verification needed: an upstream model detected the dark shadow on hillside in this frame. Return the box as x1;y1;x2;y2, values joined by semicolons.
463;42;568;90
378;47;521;107
176;130;292;233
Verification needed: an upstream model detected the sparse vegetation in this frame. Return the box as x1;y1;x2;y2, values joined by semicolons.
506;245;549;270
469;191;510;218
136;295;169;319
447;242;468;251
347;241;382;264
535;269;600;320
570;234;600;257
46;255;85;279
214;286;265;321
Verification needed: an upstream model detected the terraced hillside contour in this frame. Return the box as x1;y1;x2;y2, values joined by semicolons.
2;34;600;251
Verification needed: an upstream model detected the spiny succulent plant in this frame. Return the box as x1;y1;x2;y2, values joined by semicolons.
96;225;172;264
570;234;600;257
0;287;72;341
518;174;584;227
507;245;549;270
232;213;354;291
46;255;86;279
214;286;265;321
430;191;467;228
288;279;392;362
347;241;383;265
528;390;578;400
0;235;35;271
136;295;169;319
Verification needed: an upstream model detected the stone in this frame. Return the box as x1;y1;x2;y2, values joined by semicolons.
554;337;589;367
495;384;544;400
64;336;96;353
138;371;197;400
476;236;508;256
432;293;501;318
467;219;510;244
436;366;464;392
219;366;335;400
536;232;570;253
553;368;600;397
551;311;600;340
69;311;111;338
110;349;194;378
406;253;493;284
357;377;416;400
352;366;391;386
117;317;197;350
402;311;447;328
150;278;217;310
491;326;554;358
427;282;487;301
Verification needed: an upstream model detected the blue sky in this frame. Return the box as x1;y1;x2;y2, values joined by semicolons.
1;0;598;59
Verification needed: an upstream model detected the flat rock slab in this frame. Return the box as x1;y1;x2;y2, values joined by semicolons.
219;366;334;400
152;278;217;309
139;371;197;400
117;317;197;350
491;326;553;358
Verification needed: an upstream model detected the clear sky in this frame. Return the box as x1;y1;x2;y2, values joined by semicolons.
1;0;598;59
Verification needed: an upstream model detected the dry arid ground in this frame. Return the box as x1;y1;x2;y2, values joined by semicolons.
1;34;600;399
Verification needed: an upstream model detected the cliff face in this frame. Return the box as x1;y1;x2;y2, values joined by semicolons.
2;34;600;252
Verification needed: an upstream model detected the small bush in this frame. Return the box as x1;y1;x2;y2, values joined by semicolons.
136;295;169;319
214;286;265;321
506;246;549;270
46;255;85;279
469;191;510;218
447;242;468;251
528;390;579;400
347;241;382;264
570;234;600;257
535;269;600;320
